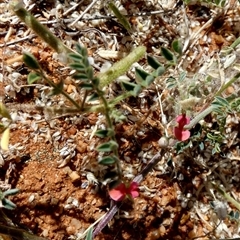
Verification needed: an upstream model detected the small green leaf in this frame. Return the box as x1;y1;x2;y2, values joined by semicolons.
69;63;86;72
51;80;63;95
1;128;10;151
97;141;118;152
23;52;40;70
86;227;93;240
152;66;165;77
132;84;142;97
3;189;19;197
145;75;155;86
95;129;110;138
88;92;99;102
121;81;141;96
68;53;83;61
2;198;17;210
179;71;187;82
73;73;88;80
83;57;90;68
87;67;93;80
212;96;229;108
135;68;149;82
166;76;176;89
76;44;88;57
27;72;42;84
172;39;183;55
215;96;229;107
147;55;162;70
121;81;138;92
161;47;174;61
92;77;99;87
80;83;93;90
99;156;117;165
109;1;131;32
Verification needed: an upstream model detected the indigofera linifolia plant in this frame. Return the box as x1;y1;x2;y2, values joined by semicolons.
23;42;168;189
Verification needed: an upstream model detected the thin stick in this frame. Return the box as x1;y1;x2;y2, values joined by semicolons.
0;35;35;48
70;0;99;26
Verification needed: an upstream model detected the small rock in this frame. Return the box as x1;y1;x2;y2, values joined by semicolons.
69;171;81;183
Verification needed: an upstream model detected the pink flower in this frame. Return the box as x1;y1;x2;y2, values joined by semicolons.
109;181;139;201
174;114;191;141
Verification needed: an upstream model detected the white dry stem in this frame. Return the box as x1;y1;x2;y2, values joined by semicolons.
70;0;99;26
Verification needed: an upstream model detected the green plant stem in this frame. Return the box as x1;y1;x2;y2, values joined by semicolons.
40;71;81;111
97;90;123;178
184;105;217;130
212;183;240;212
230;36;240;50
13;2;72;55
108;91;133;107
184;73;240;130
97;46;146;89
215;73;240;96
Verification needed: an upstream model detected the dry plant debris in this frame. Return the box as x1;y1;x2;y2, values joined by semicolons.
0;0;240;239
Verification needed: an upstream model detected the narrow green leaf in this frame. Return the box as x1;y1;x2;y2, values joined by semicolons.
97;141;118;152
92;77;99;87
73;73;88;80
69;63;86;72
2;198;17;210
135;68;149;85
152;66;165;77
121;81;136;91
161;47;174;61
79;83;93;90
99;156;117;165
3;189;19;197
88;92;99;102
95;129;110;138
83;57;90;68
86;227;93;240
27;72;42;84
147;55;162;70
212;96;229;108
132;84;142;97
109;2;131;32
172;39;182;55
179;71;187;82
146;75;155;86
23;52;40;70
68;53;83;61
87;67;93;80
166;76;176;89
76;44;88;57
136;67;154;87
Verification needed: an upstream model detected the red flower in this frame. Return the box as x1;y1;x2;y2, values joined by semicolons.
174;114;191;141
109;181;139;201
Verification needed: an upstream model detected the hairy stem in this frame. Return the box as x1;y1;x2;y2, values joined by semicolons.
13;2;72;55
97;46;146;89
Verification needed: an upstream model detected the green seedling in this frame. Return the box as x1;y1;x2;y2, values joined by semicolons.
0;189;19;210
